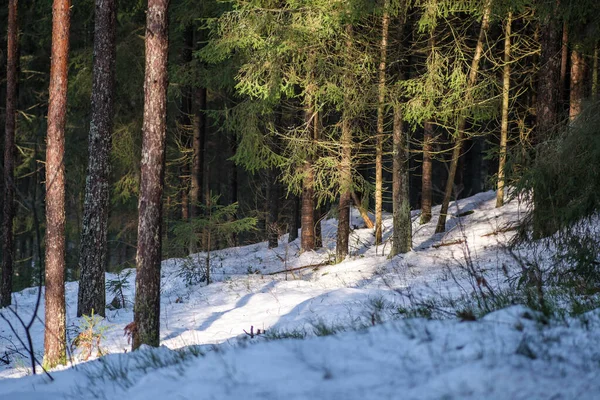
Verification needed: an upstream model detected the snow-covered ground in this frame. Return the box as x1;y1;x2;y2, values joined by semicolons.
1;191;599;399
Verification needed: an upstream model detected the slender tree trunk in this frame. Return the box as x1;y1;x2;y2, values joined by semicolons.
266;166;279;249
420;121;433;224
1;0;19;308
351;191;374;229
420;27;435;225
301;61;317;252
190;87;206;219
77;0;117;318
559;22;568;108
435;0;491;234
391;106;411;256
44;0;70;369
375;0;390;245
133;0;169;350
496;12;511;208
336;24;354;263
569;49;585;121
288;195;299;242
179;26;193;224
228;132;238;247
532;11;561;238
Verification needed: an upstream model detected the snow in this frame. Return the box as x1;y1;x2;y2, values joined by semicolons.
1;190;599;399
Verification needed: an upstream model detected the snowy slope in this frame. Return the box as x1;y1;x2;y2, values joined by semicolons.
1;191;598;399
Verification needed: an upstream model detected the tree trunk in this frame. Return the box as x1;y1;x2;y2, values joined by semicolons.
375;0;390;245
77;0;117;318
391;105;411;256
190;86;206;215
569;49;585;121
44;0;70;369
228;132;238;247
266;166;279;249
420;121;433;224
533;11;561;238
351;191;374;229
435;0;491;234
1;0;19;308
420;28;435;225
288;195;299;242
133;0;169;350
336;24;354;263
496;12;511;208
301;62;317;252
559;22;568;108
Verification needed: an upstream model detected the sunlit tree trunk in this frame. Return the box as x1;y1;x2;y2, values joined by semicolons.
375;0;390;245
435;0;491;234
301;57;317;252
77;0;117;318
1;0;19;308
569;49;585;121
391;105;411;256
496;12;511;208
44;0;70;369
133;0;169;350
420;120;433;224
336;24;354;263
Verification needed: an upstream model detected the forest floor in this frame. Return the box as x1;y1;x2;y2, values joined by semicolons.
1;190;599;399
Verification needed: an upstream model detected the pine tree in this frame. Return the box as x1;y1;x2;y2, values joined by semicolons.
133;0;170;350
496;11;512;208
44;0;70;369
77;0;117;318
1;0;19;308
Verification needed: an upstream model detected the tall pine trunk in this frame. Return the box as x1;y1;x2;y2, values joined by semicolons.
133;0;169;350
496;12;511;208
375;1;390;245
77;0;117;318
532;11;561;238
44;0;70;369
420;121;433;223
569;49;585;121
266;166;279;249
391;106;411;256
559;22;568;108
336;24;354;263
435;0;491;234
1;0;19;308
190;87;206;220
301;59;317;252
420;30;435;225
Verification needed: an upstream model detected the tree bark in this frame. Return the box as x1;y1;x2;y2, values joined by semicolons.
391;105;411;256
496;12;511;208
266;166;279;249
1;0;19;308
593;44;598;99
435;0;491;234
375;0;390;245
133;0;169;350
336;24;354;263
420;121;433;224
301;61;317;252
77;0;117;318
559;22;568;108
569;49;585;121
533;11;561;238
420;27;435;225
288;195;300;242
190;87;206;220
351;191;374;229
44;0;70;369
